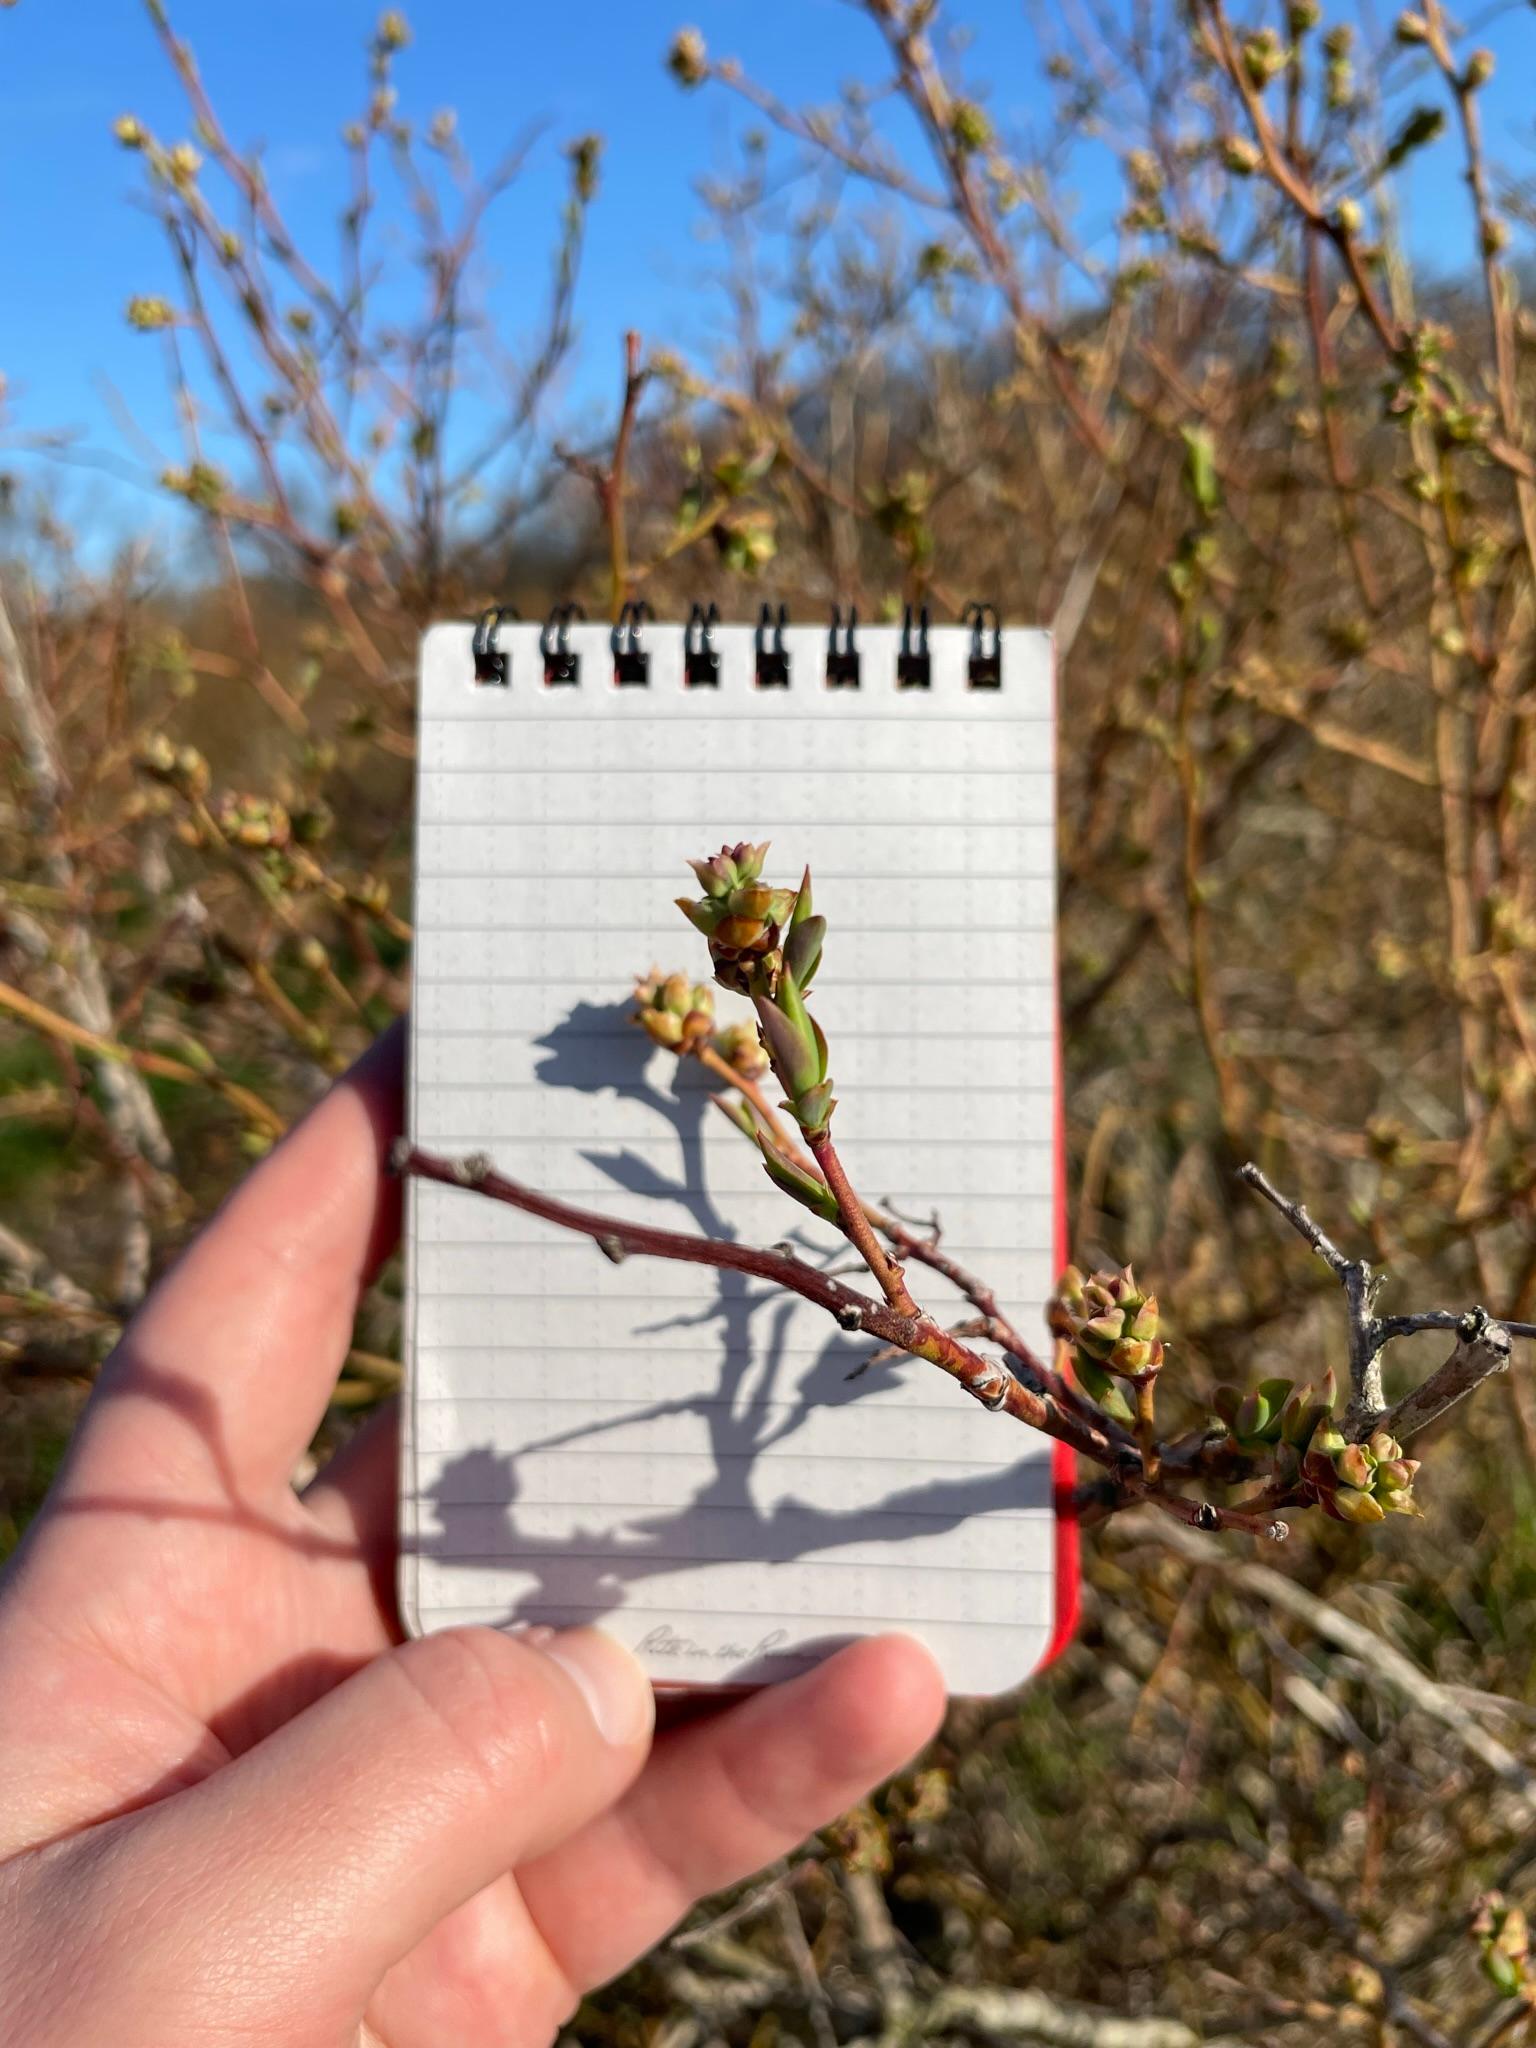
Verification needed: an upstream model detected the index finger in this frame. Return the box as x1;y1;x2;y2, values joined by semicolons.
61;1022;404;1510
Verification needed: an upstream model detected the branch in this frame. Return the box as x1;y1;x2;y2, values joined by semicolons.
1239;1161;1381;1419
1385;1309;1514;1444
1240;1163;1533;1442
658;1953;1204;2047
807;1126;917;1314
1237;1160;1351;1275
0;979;283;1138
0;579;175;1302
393;1142;1124;1469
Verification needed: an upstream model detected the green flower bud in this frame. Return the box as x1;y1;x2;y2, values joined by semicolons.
1332;1485;1387;1525
1073;1353;1137;1426
127;295;175;332
1463;46;1495;88
949;100;994;154
1241;27;1288;86
1109;1336;1155;1375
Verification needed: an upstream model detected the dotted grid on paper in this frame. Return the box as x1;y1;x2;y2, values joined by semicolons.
400;621;1060;1694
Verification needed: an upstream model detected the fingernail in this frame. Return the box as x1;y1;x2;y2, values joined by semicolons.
508;1622;556;1648
539;1627;654;1746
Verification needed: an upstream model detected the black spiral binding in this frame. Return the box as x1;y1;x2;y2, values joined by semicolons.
964;600;1002;689
684;601;720;687
611;599;652;685
471;603;519;685
897;604;930;689
826;605;860;688
465;598;1002;688
755;602;790;688
541;602;584;685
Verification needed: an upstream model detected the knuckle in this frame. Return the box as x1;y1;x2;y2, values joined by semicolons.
388;1627;564;1795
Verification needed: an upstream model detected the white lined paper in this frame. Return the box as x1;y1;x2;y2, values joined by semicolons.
401;621;1063;1693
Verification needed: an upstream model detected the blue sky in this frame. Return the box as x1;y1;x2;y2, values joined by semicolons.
1;0;1531;542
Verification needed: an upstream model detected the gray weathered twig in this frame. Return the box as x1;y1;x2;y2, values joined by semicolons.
1239;1163;1530;1442
1238;1162;1383;1420
1386;1310;1514;1444
0;580;173;1303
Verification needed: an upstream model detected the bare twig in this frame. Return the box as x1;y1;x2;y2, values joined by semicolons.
1386;1311;1515;1444
1240;1163;1531;1441
393;1142;1123;1469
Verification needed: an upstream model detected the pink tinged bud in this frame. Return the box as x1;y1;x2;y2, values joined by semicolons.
677;896;719;935
1111;1266;1146;1312
1079;1311;1124;1360
1367;1430;1401;1463
1279;1382;1315;1446
1375;1458;1414;1494
688;857;733;899
1498;1906;1529;1960
1335;1444;1376;1491
1083;1280;1115;1313
1127;1296;1160;1341
1057;1266;1087;1307
1109;1337;1155;1376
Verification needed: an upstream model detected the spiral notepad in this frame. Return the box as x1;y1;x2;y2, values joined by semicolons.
401;608;1073;1695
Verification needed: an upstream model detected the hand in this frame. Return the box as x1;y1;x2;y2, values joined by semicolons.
0;1025;945;2047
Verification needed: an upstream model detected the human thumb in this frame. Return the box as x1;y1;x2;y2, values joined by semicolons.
113;1624;654;2013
